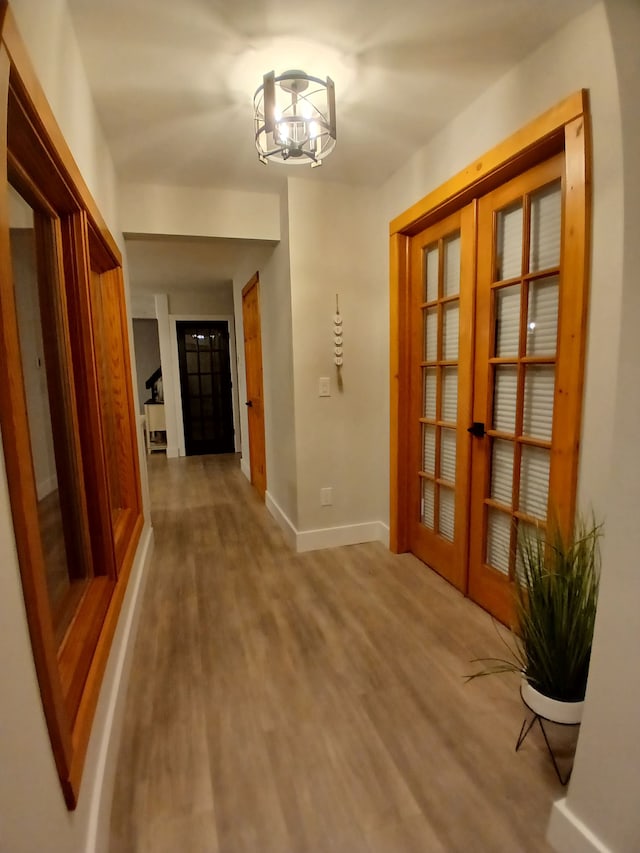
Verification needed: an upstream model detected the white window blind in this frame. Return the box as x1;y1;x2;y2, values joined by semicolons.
495;284;521;357
487;508;511;575
424;308;437;361
490;439;514;506
493;366;518;433
425;246;438;302
423;368;436;418
527;277;559;356
440;428;456;483
423;424;436;474
519;445;550;519
421;479;434;529
522;366;555;440
443;234;461;297
529;181;561;272
443;302;459;360
439;487;455;541
441;367;458;422
496;203;523;281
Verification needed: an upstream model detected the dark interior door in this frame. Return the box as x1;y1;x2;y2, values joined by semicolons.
176;321;235;456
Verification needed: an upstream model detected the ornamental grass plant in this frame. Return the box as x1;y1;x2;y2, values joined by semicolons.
468;515;601;703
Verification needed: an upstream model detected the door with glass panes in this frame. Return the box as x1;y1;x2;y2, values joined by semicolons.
409;153;583;626
467;153;577;625
408;208;474;591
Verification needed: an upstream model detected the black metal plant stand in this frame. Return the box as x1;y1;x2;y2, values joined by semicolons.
515;691;581;785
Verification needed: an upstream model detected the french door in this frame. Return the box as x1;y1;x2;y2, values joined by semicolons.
408;152;585;626
408;208;474;590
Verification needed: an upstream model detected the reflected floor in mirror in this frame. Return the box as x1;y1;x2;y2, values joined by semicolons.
110;453;562;853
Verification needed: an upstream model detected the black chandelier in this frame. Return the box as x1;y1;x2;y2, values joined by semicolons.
254;70;336;167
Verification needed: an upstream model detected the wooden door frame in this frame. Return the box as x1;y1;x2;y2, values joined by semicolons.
169;313;240;456
0;5;143;807
242;272;267;498
390;89;591;554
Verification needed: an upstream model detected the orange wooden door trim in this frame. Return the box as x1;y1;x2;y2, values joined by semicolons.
242;273;267;499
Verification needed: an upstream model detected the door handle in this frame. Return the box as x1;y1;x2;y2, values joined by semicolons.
467;422;486;438
245;400;253;407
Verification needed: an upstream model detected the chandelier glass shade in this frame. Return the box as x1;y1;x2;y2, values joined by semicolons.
254;70;336;167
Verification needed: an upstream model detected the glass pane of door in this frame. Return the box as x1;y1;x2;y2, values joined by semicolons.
496;202;523;281
418;229;462;543
529;181;561;272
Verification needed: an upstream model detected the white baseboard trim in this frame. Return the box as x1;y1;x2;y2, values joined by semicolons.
165;444;179;459
240;457;251;481
297;521;389;553
264;491;389;554
36;475;58;501
265;490;297;550
547;798;611;853
86;524;154;853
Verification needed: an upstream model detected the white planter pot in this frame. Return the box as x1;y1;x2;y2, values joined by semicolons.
521;679;584;725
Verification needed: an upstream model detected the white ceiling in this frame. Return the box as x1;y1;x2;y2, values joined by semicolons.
124;235;275;292
68;0;597;193
66;0;597;292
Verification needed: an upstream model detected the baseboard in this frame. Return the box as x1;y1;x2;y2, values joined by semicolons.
265;490;297;550
296;521;389;553
264;491;389;554
165;444;179;459
547;798;611;853
240;456;251;481
86;523;154;853
36;474;58;501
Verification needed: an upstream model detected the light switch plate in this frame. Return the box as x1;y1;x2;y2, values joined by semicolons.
319;376;330;397
320;487;333;506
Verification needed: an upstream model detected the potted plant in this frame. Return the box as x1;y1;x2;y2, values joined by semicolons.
467;515;601;724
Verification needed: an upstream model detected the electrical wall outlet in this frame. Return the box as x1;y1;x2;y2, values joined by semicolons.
320;487;333;506
319;376;330;397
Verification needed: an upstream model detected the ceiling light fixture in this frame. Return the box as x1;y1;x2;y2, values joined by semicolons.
254;70;336;168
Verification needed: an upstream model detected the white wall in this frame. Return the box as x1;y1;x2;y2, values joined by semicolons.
286;177;388;545
168;286;234;316
129;288;156;319
548;2;640;852
0;4;153;853
9;0;119;237
119;182;280;242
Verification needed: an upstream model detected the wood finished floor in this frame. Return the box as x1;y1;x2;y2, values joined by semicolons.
110;454;563;853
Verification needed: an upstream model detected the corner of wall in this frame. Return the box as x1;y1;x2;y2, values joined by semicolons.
547;798;611;853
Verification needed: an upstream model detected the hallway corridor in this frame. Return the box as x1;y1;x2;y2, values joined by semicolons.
109;454;560;852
